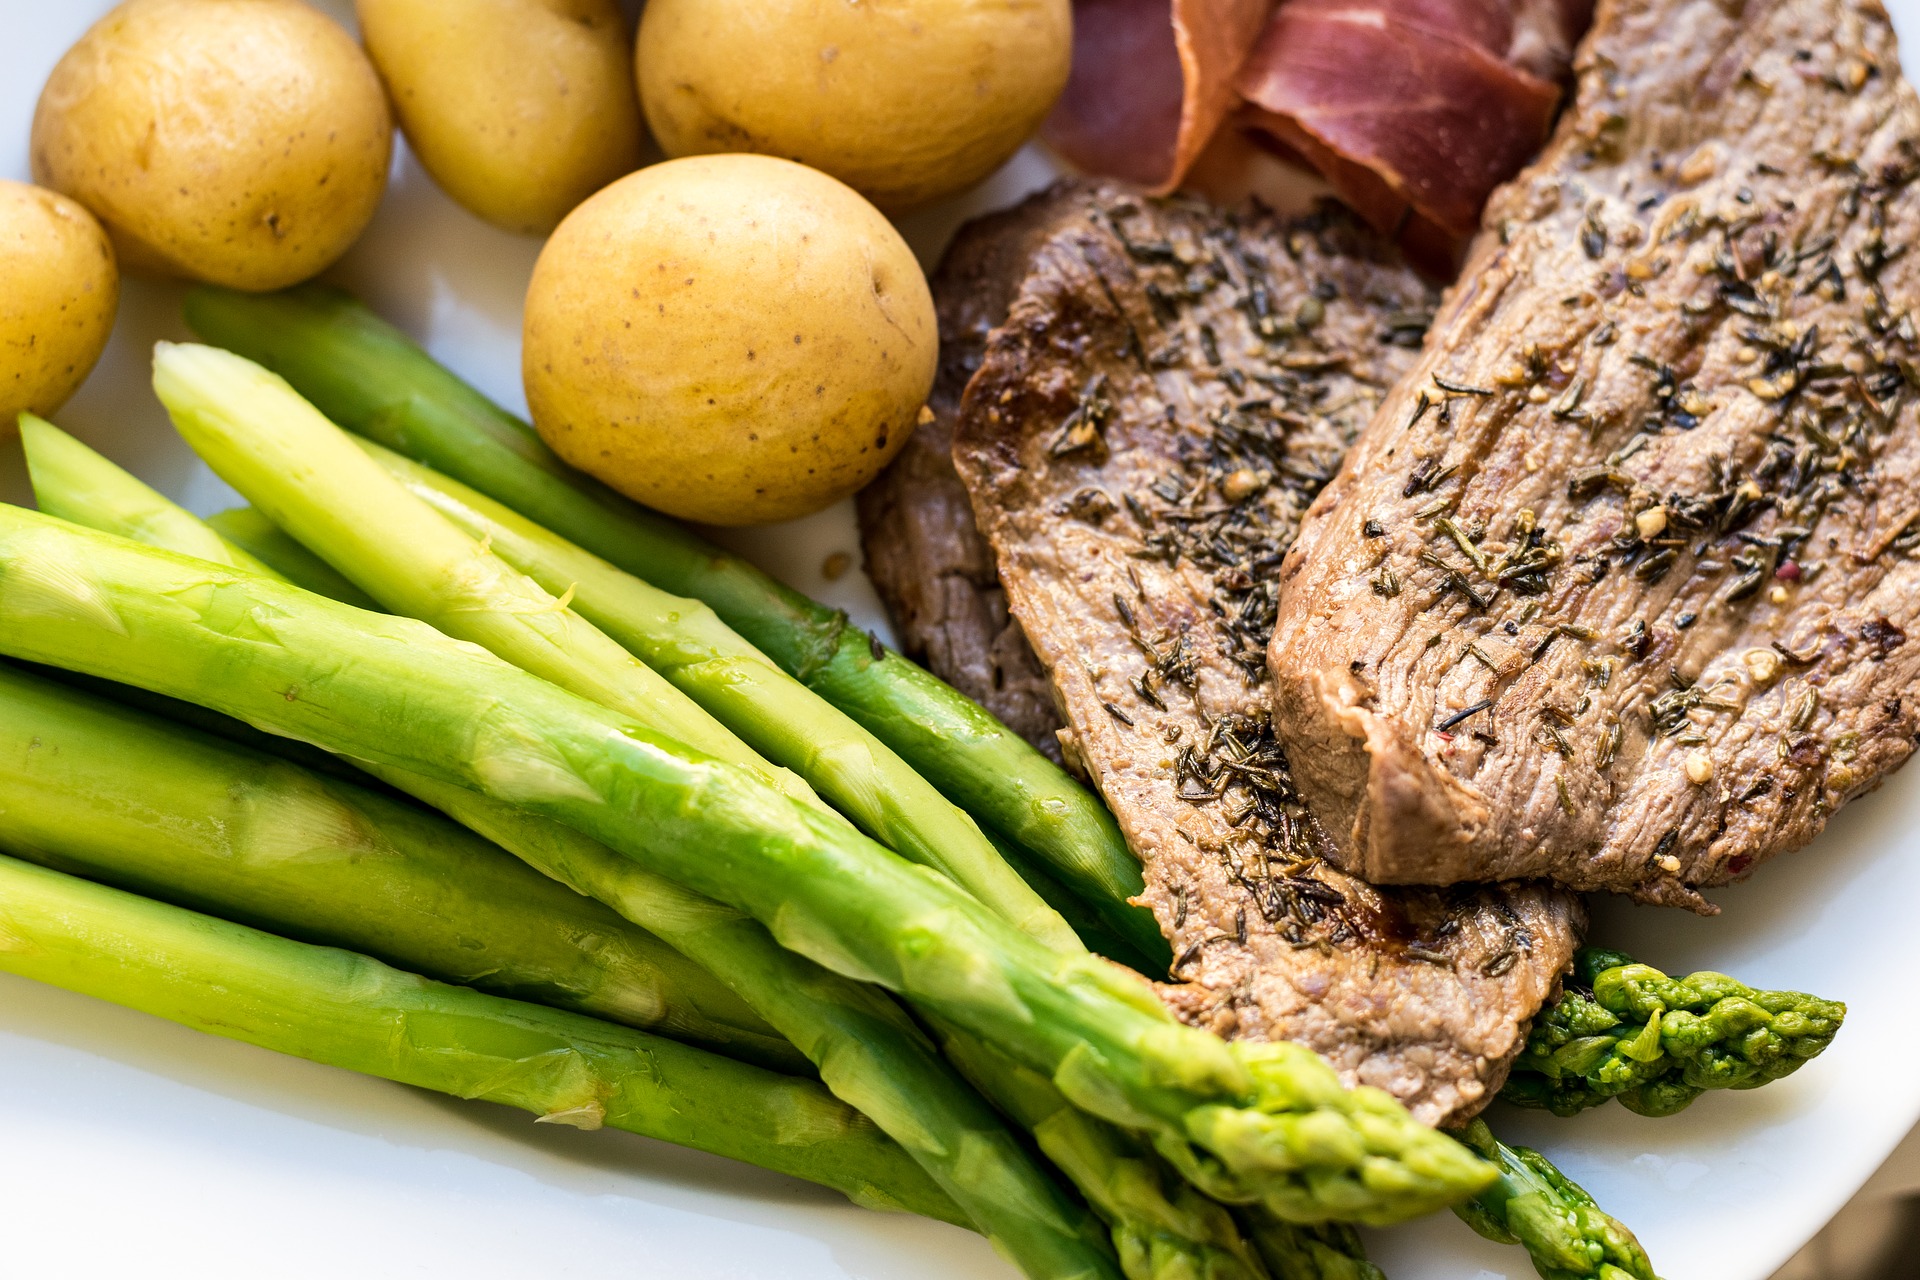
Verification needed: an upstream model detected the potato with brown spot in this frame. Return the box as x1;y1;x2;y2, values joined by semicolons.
0;182;118;430
356;0;644;235
637;0;1071;211
31;0;391;291
523;155;936;526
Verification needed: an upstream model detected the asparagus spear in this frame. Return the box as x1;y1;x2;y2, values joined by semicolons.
181;283;1159;966
1452;1120;1656;1280
1234;1213;1382;1280
154;342;1090;954
0;506;1495;1226
23;408;1119;1279
363;438;1138;964
1502;948;1845;1118
0;850;962;1225
0;658;803;1075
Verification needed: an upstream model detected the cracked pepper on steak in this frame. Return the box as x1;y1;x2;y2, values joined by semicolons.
890;181;1583;1126
1268;0;1920;909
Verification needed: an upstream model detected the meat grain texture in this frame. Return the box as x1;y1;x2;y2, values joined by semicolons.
949;182;1583;1125
1269;0;1920;908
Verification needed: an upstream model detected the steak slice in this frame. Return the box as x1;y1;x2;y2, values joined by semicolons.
950;183;1585;1125
858;194;1078;761
1267;0;1920;907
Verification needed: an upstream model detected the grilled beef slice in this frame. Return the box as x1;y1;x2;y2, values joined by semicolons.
858;199;1079;760
1268;0;1920;908
949;183;1584;1125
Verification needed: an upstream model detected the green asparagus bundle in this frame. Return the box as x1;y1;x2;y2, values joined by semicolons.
0;505;1494;1226
1503;948;1846;1118
0;658;801;1075
181;282;1167;970
150;342;1084;956
1452;1121;1656;1280
0;851;961;1224
21;422;1119;1280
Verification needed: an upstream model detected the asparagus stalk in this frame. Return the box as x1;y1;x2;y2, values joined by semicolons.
0;506;1495;1226
363;439;1115;961
0;850;962;1224
1452;1120;1657;1280
21;413;283;582
0;659;802;1075
205;503;381;610
147;343;826;816
181;283;1160;966
1234;1213;1382;1280
23;406;1119;1279
1502;948;1846;1118
155;343;1093;954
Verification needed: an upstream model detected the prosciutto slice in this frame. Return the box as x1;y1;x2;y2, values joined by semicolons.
1235;0;1590;247
1042;0;1275;193
1042;0;1591;259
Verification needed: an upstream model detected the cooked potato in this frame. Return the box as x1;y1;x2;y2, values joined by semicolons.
637;0;1071;211
31;0;391;291
0;181;118;429
356;0;644;235
524;155;936;526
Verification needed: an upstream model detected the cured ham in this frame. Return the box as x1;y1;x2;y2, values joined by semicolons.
1041;0;1275;193
1236;0;1590;250
1043;0;1592;256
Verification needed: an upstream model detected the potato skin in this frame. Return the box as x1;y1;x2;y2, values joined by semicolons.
637;0;1071;212
356;0;644;236
0;182;118;430
31;0;391;291
524;156;936;526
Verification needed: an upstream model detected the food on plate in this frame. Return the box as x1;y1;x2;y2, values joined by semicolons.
1505;948;1848;1117
1453;1119;1656;1280
0;851;957;1219
1041;0;1274;194
0;653;802;1073
636;0;1072;211
355;0;644;235
1041;0;1592;258
522;155;936;527
1267;0;1920;906
0;506;1500;1226
155;342;828;814
153;341;1079;951
182;282;1165;977
21;463;1121;1280
1235;0;1591;257
364;445;1099;959
857;184;1093;763
0;183;117;428
30;0;390;291
942;181;1581;1127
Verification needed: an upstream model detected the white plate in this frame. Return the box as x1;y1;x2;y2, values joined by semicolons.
2;3;1916;1277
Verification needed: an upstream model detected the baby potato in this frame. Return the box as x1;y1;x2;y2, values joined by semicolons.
523;155;937;526
31;0;391;291
0;181;118;429
356;0;645;235
637;0;1071;212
